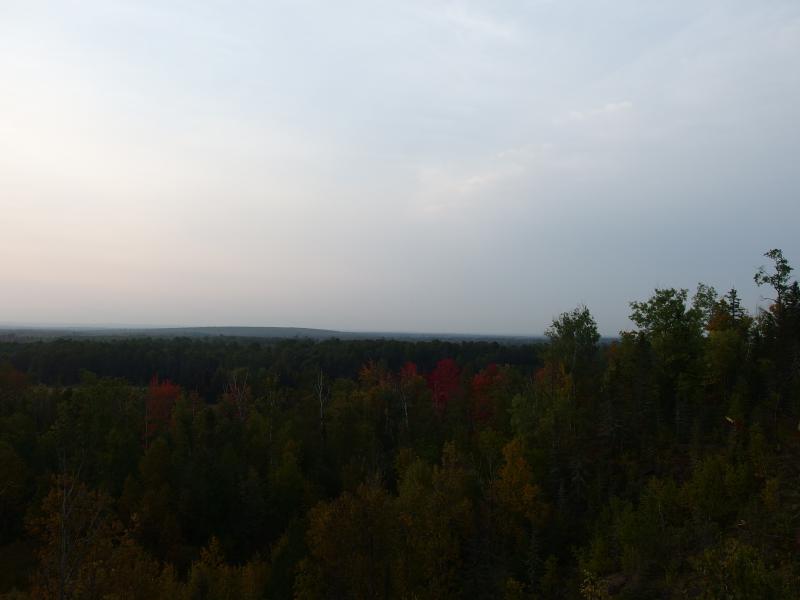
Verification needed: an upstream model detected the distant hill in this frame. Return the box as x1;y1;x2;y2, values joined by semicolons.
0;326;341;341
110;326;344;339
0;326;545;344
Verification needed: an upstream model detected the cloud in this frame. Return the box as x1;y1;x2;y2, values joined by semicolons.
563;101;634;123
438;4;518;41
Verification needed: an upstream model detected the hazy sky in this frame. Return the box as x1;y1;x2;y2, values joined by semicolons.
2;1;799;334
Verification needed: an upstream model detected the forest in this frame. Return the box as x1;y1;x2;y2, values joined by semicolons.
0;249;798;599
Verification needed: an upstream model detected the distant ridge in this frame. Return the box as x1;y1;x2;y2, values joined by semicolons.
0;325;545;344
119;326;343;339
0;326;340;340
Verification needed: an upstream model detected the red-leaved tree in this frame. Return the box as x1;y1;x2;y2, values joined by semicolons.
144;376;180;448
471;363;502;423
428;358;461;414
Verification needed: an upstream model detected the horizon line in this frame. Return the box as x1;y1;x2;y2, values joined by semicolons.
0;323;560;339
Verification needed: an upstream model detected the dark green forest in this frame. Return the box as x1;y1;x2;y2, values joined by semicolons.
1;249;799;599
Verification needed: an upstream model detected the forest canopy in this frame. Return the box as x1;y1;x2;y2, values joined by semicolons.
0;249;799;599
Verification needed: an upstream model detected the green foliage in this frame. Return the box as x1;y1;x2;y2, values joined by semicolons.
693;539;784;599
546;305;600;376
300;479;396;599
754;249;793;304
628;286;706;375
186;537;268;600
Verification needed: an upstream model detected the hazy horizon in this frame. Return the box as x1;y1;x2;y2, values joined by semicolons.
0;321;547;338
2;1;799;336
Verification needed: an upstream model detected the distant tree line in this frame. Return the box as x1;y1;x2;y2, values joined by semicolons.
0;337;541;399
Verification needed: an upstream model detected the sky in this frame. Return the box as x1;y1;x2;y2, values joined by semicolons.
1;0;799;335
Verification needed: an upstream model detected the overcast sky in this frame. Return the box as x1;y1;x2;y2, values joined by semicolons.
1;1;799;335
